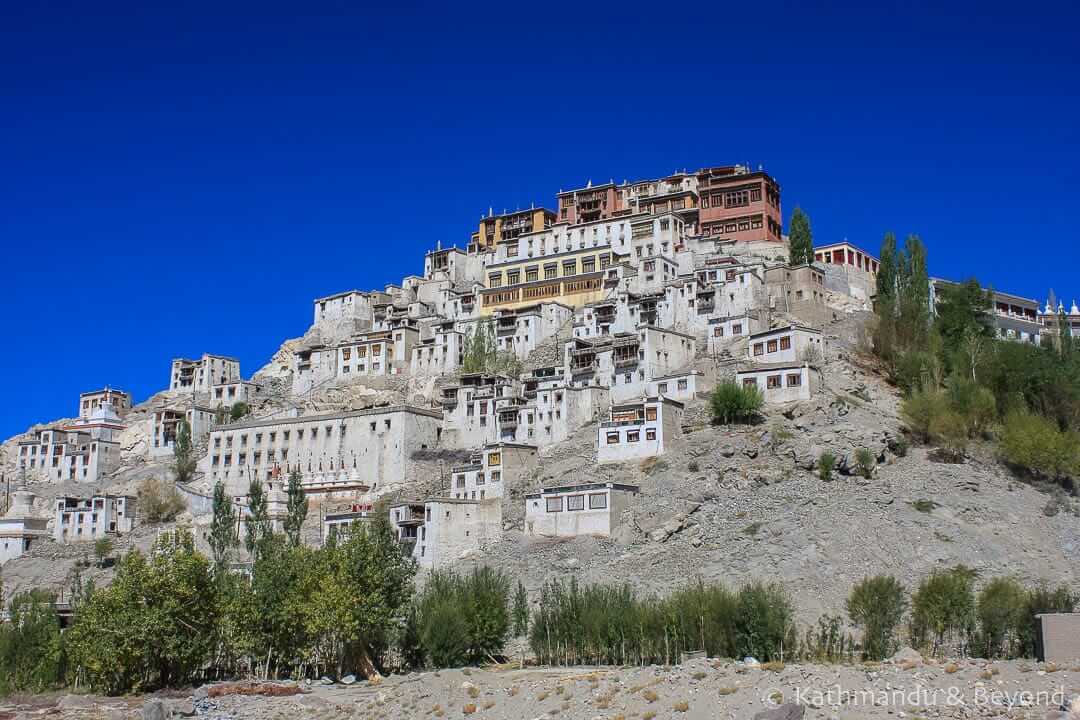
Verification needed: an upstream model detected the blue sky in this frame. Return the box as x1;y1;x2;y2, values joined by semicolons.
1;1;1078;440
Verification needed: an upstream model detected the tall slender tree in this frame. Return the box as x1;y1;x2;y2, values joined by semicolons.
284;469;308;547
787;207;813;265
209;481;236;571
173;418;196;484
245;478;271;559
876;232;899;302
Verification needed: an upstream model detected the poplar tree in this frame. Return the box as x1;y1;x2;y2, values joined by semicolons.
284;469;308;547
245;478;271;559
787;207;813;265
173;418;196;484
209;481;236;571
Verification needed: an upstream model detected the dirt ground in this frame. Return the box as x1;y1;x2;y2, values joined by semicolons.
5;655;1080;720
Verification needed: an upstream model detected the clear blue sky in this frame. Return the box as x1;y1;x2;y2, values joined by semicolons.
2;1;1078;440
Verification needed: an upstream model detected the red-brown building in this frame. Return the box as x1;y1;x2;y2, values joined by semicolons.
696;166;782;243
556;182;626;224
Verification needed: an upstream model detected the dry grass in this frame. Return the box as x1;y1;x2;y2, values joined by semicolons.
642;689;659;703
643;712;657;720
462;704;476;715
1046;662;1060;673
691;671;707;680
207;682;305;698
466;686;480;699
761;661;785;672
673;700;690;712
482;700;495;710
628;678;662;693
508;686;519;697
718;686;738;696
943;662;959;674
537;691;549;701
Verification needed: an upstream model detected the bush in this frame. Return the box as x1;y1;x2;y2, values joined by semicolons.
733;582;795;663
0;590;64;694
710;382;764;425
414;567;511;668
900;387;951;443
928;408;968;458
910;566;977;656
528;578;791;666
230;402;250;421
818;452;837;481
855;448;876;479
893;351;940;395
137;477;187;523
846;576;907;661
976;577;1026;659
999;411;1080;482
1017;584;1077;658
946;376;996;438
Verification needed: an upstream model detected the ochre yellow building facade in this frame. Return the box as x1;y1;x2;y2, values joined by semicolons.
479;247;614;315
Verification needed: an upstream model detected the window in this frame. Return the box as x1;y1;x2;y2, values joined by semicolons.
487;451;501;466
488;273;502;288
658;382;668;393
606;432;619;444
743;377;757;389
526;266;539;283
544;263;557;280
582;257;596;273
588;493;607;509
567;494;585;511
713;326;724;337
677;379;688;391
767;375;782;389
787;373;802;387
645;407;657;422
506;270;520;285
732;323;742;334
562;260;577;276
725;190;749;207
646;428;656;441
546;497;563;513
780;336;792;351
599;253;611;269
627;431;640;443
753;342;765;356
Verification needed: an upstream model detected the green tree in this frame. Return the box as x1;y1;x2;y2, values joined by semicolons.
173;418;196;484
1017;584;1076;658
230;401;250;422
93;536;113;567
283;469;308;547
847;576;908;660
0;589;64;694
999;410;1080;481
137;477;186;523
897;234;930;351
976;577;1026;659
512;581;529;637
933;279;994;377
876;232;899;303
710;382;764;425
462;319;522;377
733;582;794;662
818;451;837;481
787;207;813;265
245;478;272;559
209;481;236;572
910;566;977;656
66;530;217;694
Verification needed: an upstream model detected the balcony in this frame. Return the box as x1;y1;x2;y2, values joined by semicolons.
498;413;519;430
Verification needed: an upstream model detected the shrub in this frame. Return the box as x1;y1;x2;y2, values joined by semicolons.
415;567;511;668
0;590;64;694
910;499;938;513
710;382;763;425
855;448;876;479
512;581;529;637
137;477;186;523
889;435;910;457
928;408;968;458
734;582;795;663
94;537;113;567
900;387;950;443
1017;584;1077;658
893;351;940;395
818;452;836;481
230;401;250;421
946;376;996;437
846;576;908;661
910;566;977;656
999;411;1080;482
976;577;1026;659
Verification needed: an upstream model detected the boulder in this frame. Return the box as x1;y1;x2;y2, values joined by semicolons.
753;704;805;720
890;646;923;664
141;699;168;720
